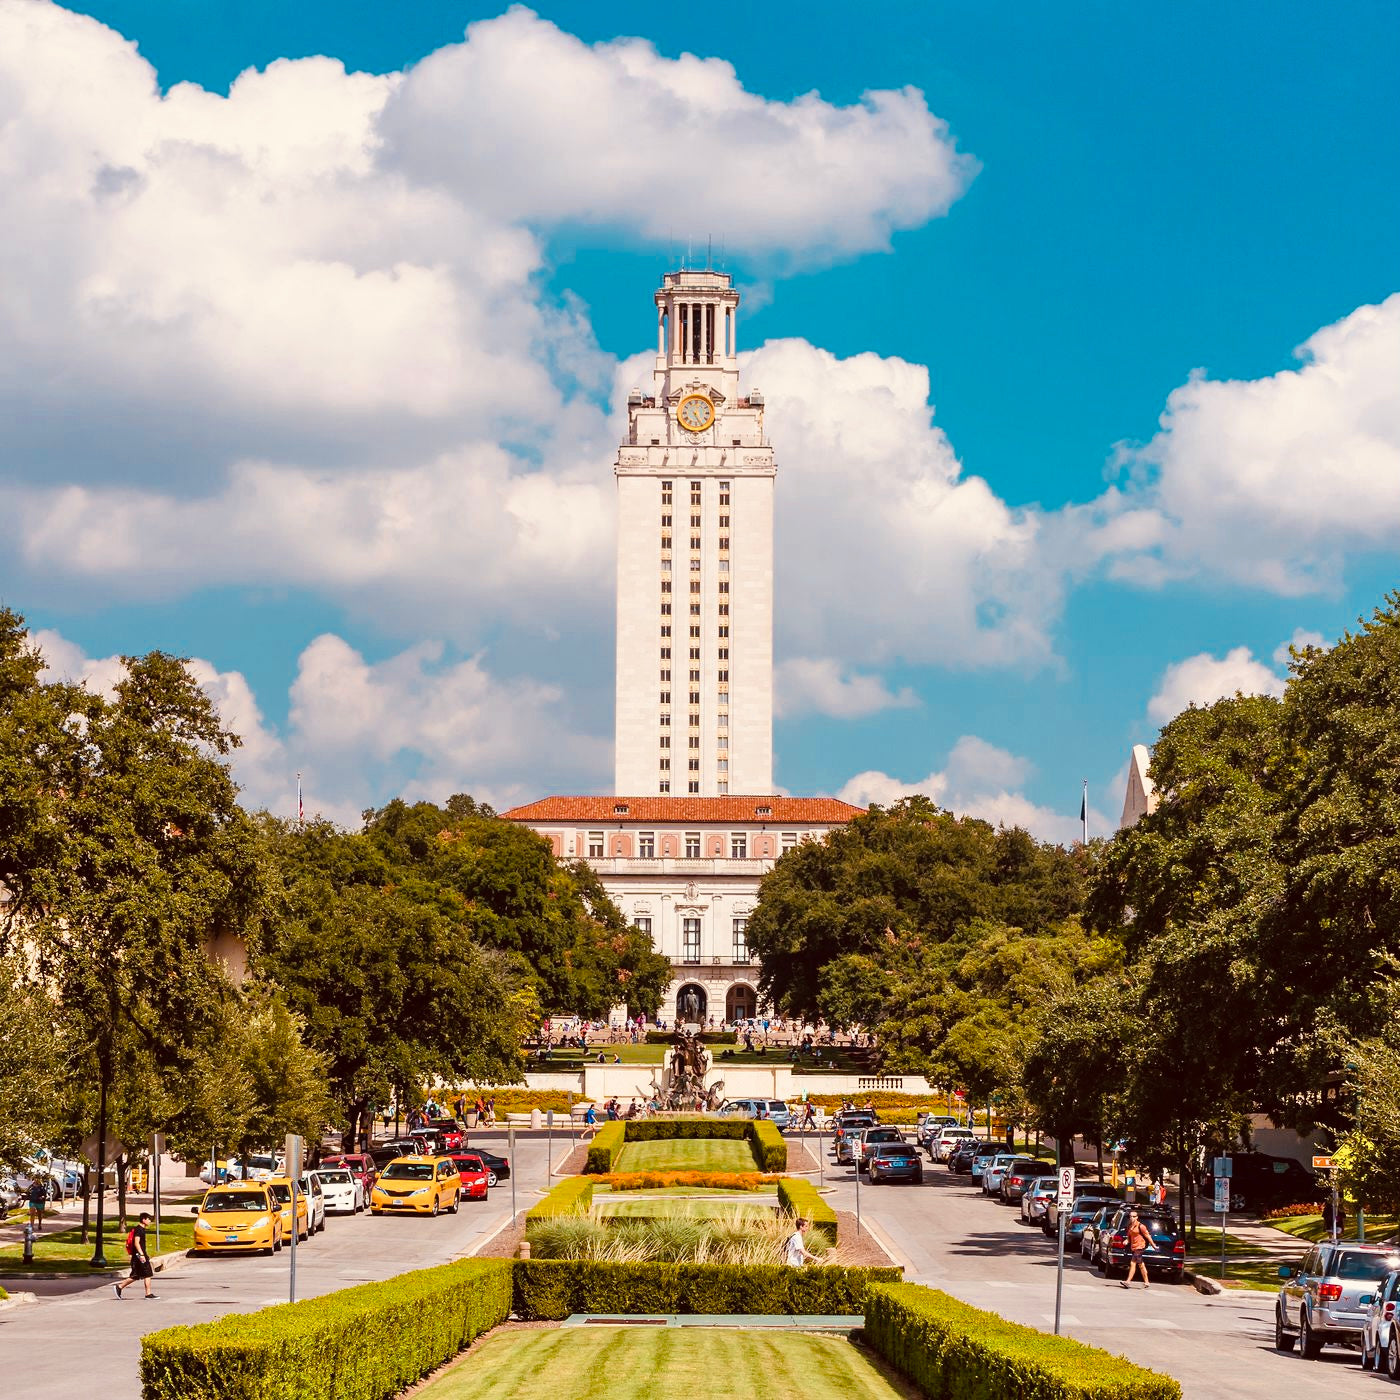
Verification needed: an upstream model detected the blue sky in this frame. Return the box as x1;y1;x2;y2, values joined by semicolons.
3;1;1398;836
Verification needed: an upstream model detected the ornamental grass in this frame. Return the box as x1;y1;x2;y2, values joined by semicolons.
596;1170;783;1191
525;1214;836;1267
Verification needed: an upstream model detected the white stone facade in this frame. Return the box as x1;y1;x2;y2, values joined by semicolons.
500;796;862;1023
614;269;775;798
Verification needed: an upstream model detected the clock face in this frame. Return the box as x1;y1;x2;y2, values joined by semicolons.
676;394;715;433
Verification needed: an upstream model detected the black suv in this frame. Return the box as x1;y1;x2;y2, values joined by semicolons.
1207;1151;1316;1211
950;1139;1002;1176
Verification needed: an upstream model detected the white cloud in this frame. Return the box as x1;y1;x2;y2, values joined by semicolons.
1272;628;1327;666
1146;645;1286;725
1106;295;1400;594
31;627;609;824
837;735;1102;845
379;7;976;263
775;657;918;720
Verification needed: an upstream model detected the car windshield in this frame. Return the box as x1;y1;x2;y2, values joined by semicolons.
876;1146;917;1158
382;1162;434;1181
204;1191;268;1212
1337;1252;1400;1280
267;1183;292;1204
316;1170;352;1184
454;1155;485;1171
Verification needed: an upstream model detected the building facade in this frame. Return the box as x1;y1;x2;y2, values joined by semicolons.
499;795;862;1024
614;269;775;797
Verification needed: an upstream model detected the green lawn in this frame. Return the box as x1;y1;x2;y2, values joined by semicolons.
1187;1227;1297;1292
0;1212;194;1275
615;1139;759;1174
1266;1213;1400;1244
594;1185;767;1196
594;1198;776;1221
419;1328;913;1400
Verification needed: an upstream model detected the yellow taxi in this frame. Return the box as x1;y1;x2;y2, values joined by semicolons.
263;1176;311;1242
190;1182;283;1255
369;1156;461;1216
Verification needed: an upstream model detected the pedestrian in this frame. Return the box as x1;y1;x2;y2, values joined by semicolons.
113;1211;157;1299
26;1175;47;1231
1121;1209;1152;1290
785;1217;818;1267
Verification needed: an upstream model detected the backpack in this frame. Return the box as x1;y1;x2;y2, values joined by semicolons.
124;1228;136;1256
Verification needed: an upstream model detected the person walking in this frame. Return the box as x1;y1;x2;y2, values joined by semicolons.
26;1175;47;1231
1121;1209;1152;1290
785;1217;818;1267
113;1211;157;1299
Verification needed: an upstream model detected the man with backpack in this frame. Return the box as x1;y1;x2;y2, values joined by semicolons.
113;1210;157;1299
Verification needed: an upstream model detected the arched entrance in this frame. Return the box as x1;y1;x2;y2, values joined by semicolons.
726;983;756;1022
675;983;707;1024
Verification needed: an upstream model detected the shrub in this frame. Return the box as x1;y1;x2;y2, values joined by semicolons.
749;1120;787;1171
512;1259;901;1321
1260;1202;1325;1220
776;1177;838;1243
584;1121;626;1173
864;1282;1181;1399
526;1177;594;1221
140;1259;512;1400
621;1117;751;1142
597;1170;782;1191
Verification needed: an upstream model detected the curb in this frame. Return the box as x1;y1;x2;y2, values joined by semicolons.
0;1247;189;1282
0;1291;38;1311
1185;1269;1224;1295
461;1211;524;1259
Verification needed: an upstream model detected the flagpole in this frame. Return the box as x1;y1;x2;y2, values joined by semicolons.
297;771;304;828
1081;779;1088;846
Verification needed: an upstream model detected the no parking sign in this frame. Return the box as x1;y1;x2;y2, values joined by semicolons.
1057;1166;1075;1207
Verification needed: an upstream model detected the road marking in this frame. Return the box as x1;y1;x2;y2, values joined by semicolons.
1043;1313;1083;1326
1136;1318;1182;1330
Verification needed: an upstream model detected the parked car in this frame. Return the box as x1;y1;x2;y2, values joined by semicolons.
999;1158;1053;1205
717;1099;791;1130
190;1182;283;1256
1044;1191;1120;1240
424;1118;465;1151
297;1173;327;1234
262;1176;310;1242
930;1127;975;1162
868;1141;924;1184
1208;1151;1317;1212
1094;1205;1185;1283
950;1140;1000;1176
369;1156;461;1216
965;1141;1008;1180
853;1126;906;1171
1020;1176;1058;1224
321;1152;377;1197
449;1152;491;1201
1080;1203;1119;1261
310;1166;362;1215
916;1114;961;1147
242;1154;279;1182
830;1113;877;1160
1360;1267;1400;1374
1276;1242;1400;1359
474;1148;511;1184
980;1153;1022;1196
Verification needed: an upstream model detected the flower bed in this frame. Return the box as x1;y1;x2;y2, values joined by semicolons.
596;1170;784;1191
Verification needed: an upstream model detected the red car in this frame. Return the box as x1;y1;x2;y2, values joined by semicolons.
321;1152;377;1196
426;1118;465;1151
450;1152;490;1200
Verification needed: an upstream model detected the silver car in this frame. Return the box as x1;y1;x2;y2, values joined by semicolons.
980;1152;1020;1196
1020;1176;1058;1224
1275;1242;1400;1359
1360;1267;1400;1374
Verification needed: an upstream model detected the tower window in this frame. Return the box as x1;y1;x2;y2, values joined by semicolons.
688;781;700;793
718;760;730;774
659;713;670;726
660;735;670;748
689;712;700;727
718;581;729;594
719;515;730;527
690;559;701;572
718;735;728;749
689;646;700;660
689;691;700;704
690;536;701;549
688;736;700;749
661;581;671;593
690;625;701;638
690;604;701;615
719;538;729;551
718;625;729;638
660;780;670;793
660;691;670;704
690;515;701;528
718;713;728;728
661;647;671;659
661;604;672;615
718;604;730;616
717;781;728;794
660;625;672;638
688;758;700;771
718;670;728;682
659;758;670;771
660;669;671;682
718;647;728;660
689;669;700;682
690;580;701;593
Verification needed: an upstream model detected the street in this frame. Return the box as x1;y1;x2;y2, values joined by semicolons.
4;1132;1386;1400
1;1131;552;1400
818;1149;1379;1400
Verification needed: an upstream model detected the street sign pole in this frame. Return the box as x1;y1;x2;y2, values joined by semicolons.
151;1132;165;1253
509;1126;517;1222
1213;1156;1232;1281
854;1141;861;1235
547;1109;554;1181
285;1133;303;1304
1055;1166;1074;1336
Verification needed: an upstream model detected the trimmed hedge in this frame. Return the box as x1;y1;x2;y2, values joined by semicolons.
776;1177;838;1243
583;1117;786;1173
584;1121;626;1173
864;1282;1181;1400
526;1176;594;1221
139;1258;512;1400
513;1259;901;1321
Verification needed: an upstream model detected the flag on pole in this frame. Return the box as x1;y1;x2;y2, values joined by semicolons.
1080;779;1088;845
297;771;304;827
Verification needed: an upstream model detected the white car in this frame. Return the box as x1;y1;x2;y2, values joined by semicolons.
297;1174;327;1234
311;1167;362;1215
930;1126;975;1161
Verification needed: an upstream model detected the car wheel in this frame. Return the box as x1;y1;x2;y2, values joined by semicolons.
273;1233;282;1253
1387;1330;1400;1379
261;1244;275;1257
1299;1313;1322;1360
431;1199;440;1217
487;1172;498;1187
1274;1307;1295;1353
1362;1333;1376;1370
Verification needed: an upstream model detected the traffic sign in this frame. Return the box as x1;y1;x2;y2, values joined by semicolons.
1057;1166;1076;1207
1213;1177;1229;1213
1312;1155;1334;1171
1213;1156;1232;1178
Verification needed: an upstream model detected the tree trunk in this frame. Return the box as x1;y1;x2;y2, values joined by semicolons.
80;1165;91;1245
117;1153;127;1231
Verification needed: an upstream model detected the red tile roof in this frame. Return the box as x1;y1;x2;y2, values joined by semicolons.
500;795;865;824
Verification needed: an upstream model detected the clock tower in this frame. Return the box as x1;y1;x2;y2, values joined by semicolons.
614;270;776;796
